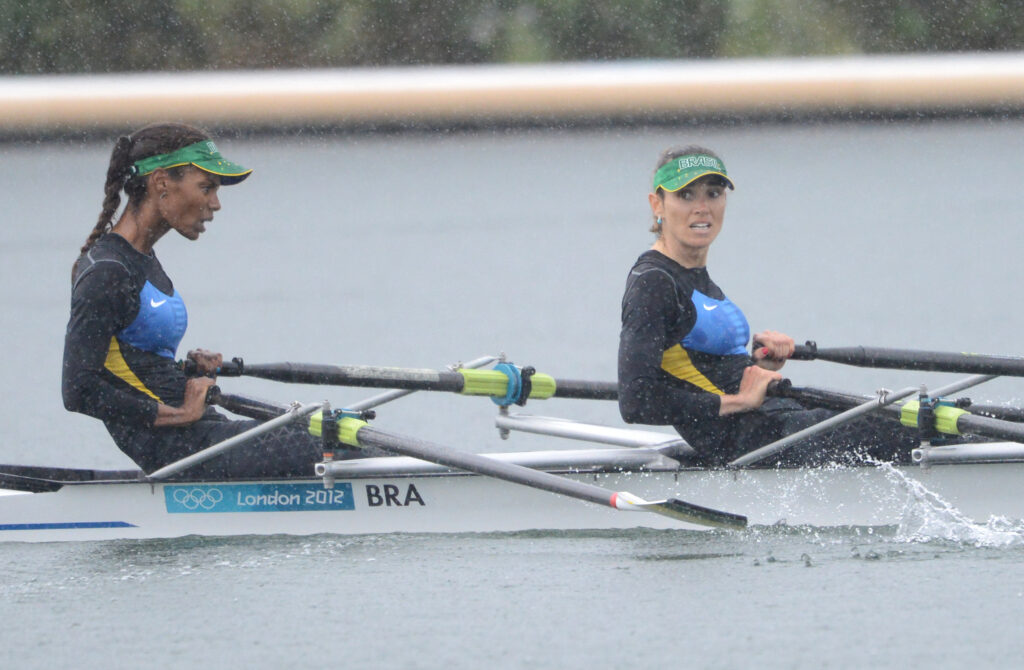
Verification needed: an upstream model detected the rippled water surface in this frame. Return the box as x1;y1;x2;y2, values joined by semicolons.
3;524;1024;669
3;119;1024;668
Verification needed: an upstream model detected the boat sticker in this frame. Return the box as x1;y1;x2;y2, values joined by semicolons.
164;483;355;514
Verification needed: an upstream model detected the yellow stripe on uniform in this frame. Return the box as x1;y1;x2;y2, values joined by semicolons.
104;337;162;402
660;344;724;395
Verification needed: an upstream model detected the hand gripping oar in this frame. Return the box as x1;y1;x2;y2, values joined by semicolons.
213;359;619;404
792;341;1024;377
730;375;995;467
310;415;746;530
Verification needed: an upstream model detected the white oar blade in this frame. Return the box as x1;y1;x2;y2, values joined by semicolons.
611;491;747;530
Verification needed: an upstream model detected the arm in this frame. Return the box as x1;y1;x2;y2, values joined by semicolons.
618;271;781;423
718;365;782;415
618;270;722;425
62;262;159;425
152;376;215;427
62;263;214;428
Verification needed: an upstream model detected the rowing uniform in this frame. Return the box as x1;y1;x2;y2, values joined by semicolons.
618;250;917;465
62;233;326;477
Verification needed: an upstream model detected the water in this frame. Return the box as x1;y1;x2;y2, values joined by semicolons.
3;119;1024;667
3;527;1024;668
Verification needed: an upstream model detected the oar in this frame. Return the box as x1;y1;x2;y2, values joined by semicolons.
344;355;498;411
213;359;618;403
732;374;995;467
777;382;1024;444
210;356;499;420
729;385;920;468
792;341;1024;376
310;415;747;530
146;399;326;480
213;391;290;420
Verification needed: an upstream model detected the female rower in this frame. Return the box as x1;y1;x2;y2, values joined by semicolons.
617;145;916;466
62;122;334;478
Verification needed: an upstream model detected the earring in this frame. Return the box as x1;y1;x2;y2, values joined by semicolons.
656;217;663;225
160;192;167;200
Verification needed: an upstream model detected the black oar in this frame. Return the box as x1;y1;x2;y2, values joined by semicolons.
776;383;1024;444
214;359;618;403
792;341;1024;377
212;390;290;420
734;375;995;467
310;414;746;530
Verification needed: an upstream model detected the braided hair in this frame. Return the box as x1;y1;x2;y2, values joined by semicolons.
79;122;210;257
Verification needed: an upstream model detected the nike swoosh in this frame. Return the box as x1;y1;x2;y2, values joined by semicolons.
150;298;167;308
702;303;718;311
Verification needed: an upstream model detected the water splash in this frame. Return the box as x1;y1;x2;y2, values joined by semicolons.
874;461;1024;547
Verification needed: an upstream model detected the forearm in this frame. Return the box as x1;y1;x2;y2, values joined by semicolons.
152;401;205;427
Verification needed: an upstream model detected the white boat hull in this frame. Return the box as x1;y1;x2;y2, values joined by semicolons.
2;455;1021;542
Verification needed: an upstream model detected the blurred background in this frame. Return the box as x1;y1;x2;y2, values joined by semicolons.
2;0;1023;469
5;0;1024;74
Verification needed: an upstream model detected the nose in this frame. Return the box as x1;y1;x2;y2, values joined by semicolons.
209;191;221;211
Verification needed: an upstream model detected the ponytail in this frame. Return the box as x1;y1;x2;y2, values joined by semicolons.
73;122;210;279
80;134;134;256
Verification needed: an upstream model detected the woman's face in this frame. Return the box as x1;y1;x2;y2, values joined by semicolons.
651;176;728;256
158;167;222;240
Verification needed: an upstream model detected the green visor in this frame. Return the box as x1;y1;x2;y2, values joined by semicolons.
653;154;734;192
129;140;252;185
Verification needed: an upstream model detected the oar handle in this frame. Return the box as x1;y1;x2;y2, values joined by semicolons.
790;341;818;361
182;357;245;377
205;385;221;405
217;358;244;376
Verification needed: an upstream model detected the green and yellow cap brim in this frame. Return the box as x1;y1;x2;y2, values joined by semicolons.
129;140;252;185
653;154;734;192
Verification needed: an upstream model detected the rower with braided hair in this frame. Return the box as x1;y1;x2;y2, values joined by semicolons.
62;122;335;477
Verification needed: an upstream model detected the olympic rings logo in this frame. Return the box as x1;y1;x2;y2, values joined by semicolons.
171;487;224;510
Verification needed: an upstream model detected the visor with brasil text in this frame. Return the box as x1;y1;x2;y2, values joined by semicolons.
653;154;734;192
130;140;252;185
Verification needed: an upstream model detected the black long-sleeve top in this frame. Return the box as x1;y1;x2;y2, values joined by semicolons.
62;234;189;451
618;250;753;453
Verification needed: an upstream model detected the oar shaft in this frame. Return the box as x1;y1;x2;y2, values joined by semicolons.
313;420;746;529
955;413;1024;442
147;401;326;480
345;355;499;411
220;360;619;402
213;391;290;420
237;363;467;392
730;385;920;467
356;425;618;509
779;376;1024;443
793;343;1024;376
547;379;618;401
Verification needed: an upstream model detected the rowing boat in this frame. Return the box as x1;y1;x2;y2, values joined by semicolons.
5;345;1024;543
3;411;1023;543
